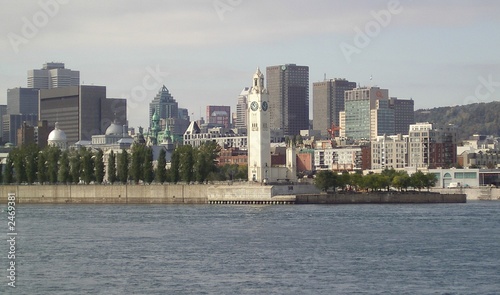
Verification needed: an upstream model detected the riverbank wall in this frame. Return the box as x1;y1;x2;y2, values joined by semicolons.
296;192;466;204
0;184;468;204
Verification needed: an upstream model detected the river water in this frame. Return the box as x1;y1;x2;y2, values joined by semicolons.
1;201;500;294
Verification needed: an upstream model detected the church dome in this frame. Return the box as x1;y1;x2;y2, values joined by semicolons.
48;122;67;141
105;121;123;136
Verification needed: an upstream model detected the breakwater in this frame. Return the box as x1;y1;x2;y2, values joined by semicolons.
0;184;467;204
296;192;466;204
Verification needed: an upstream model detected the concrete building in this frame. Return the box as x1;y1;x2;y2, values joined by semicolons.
27;62;79;89
371;134;408;170
408;122;457;169
234;87;250;129
39;85;127;146
340;86;391;140
183;121;248;149
314;145;370;171
390;97;415;135
0;105;7;144
266;64;309;136
2;114;38;145
313;78;356;137
7;87;39;115
207;105;231;128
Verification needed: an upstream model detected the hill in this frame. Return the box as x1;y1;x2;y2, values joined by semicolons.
415;101;500;141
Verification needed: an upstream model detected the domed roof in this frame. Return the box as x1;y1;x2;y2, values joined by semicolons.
105;121;123;136
48;122;67;141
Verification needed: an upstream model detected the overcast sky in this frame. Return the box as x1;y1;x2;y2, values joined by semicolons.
1;0;499;128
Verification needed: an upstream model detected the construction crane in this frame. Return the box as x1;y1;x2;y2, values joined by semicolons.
327;123;342;139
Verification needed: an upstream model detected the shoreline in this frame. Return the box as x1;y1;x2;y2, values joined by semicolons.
0;184;469;204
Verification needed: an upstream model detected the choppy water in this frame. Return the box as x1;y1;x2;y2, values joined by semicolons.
1;201;500;294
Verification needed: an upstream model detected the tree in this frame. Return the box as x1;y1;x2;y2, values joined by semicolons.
423;173;438;191
392;171;410;191
168;148;180;183
81;148;94;184
107;150;117;184
314;170;337;192
4;156;13;184
143;147;154;184
58;150;70;184
410;171;426;191
130;144;145;184
24;144;39;184
94;149;105;184
45;146;61;184
155;148;167;184
11;147;26;184
37;152;46;184
177;145;195;182
117;149;129;184
70;150;81;184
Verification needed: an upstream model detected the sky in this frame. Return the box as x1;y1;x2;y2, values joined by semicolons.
1;0;500;128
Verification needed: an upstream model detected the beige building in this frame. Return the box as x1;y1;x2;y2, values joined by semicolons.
371;134;408;170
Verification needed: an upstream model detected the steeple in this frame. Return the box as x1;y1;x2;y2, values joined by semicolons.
252;67;265;94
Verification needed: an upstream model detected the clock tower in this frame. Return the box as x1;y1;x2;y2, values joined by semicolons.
248;68;271;182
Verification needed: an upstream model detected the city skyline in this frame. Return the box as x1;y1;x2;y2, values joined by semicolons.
1;1;499;128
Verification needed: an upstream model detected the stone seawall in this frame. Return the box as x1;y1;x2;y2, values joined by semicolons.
0;184;208;204
296;192;466;204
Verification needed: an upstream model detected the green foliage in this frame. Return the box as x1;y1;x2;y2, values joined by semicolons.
415;101;500;140
70;150;81;184
314;170;339;192
410;171;426;191
4;156;13;184
117;149;129;184
194;141;220;183
176;145;195;182
58;150;70;184
37;152;46;184
80;148;94;184
94;149;105;184
130;144;146;184
143;147;154;184
155;149;167;184
45;146;61;184
392;171;411;191
168;148;180;183
107;150;117;184
24;144;39;184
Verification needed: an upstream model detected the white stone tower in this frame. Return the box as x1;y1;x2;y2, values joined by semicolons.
248;68;271;182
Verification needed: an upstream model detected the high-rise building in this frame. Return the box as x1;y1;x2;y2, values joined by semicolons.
266;64;309;136
0;105;7;143
148;85;190;138
408;122;457;169
390;97;415;135
149;85;178;126
7;87;39;115
340;86;392;140
206;105;231;128
2;114;38;146
39;85;126;145
234;87;250;129
27;62;79;89
313;78;356;137
371;134;408;170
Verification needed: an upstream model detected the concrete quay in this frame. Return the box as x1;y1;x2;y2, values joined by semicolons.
0;183;468;205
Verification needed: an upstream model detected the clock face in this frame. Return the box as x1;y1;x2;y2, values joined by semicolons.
281;65;286;71
262;101;268;111
250;101;259;111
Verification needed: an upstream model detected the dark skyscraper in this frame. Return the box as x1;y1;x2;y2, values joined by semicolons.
313;78;356;137
266;64;309;136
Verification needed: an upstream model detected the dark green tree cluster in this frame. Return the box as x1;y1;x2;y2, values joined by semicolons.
2;145;106;185
314;168;437;192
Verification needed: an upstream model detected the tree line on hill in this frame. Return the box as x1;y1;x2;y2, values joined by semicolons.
415;101;500;141
0;141;247;185
314;168;437;192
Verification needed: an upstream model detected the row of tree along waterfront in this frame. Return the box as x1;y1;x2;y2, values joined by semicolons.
314;169;438;192
0;141;247;185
